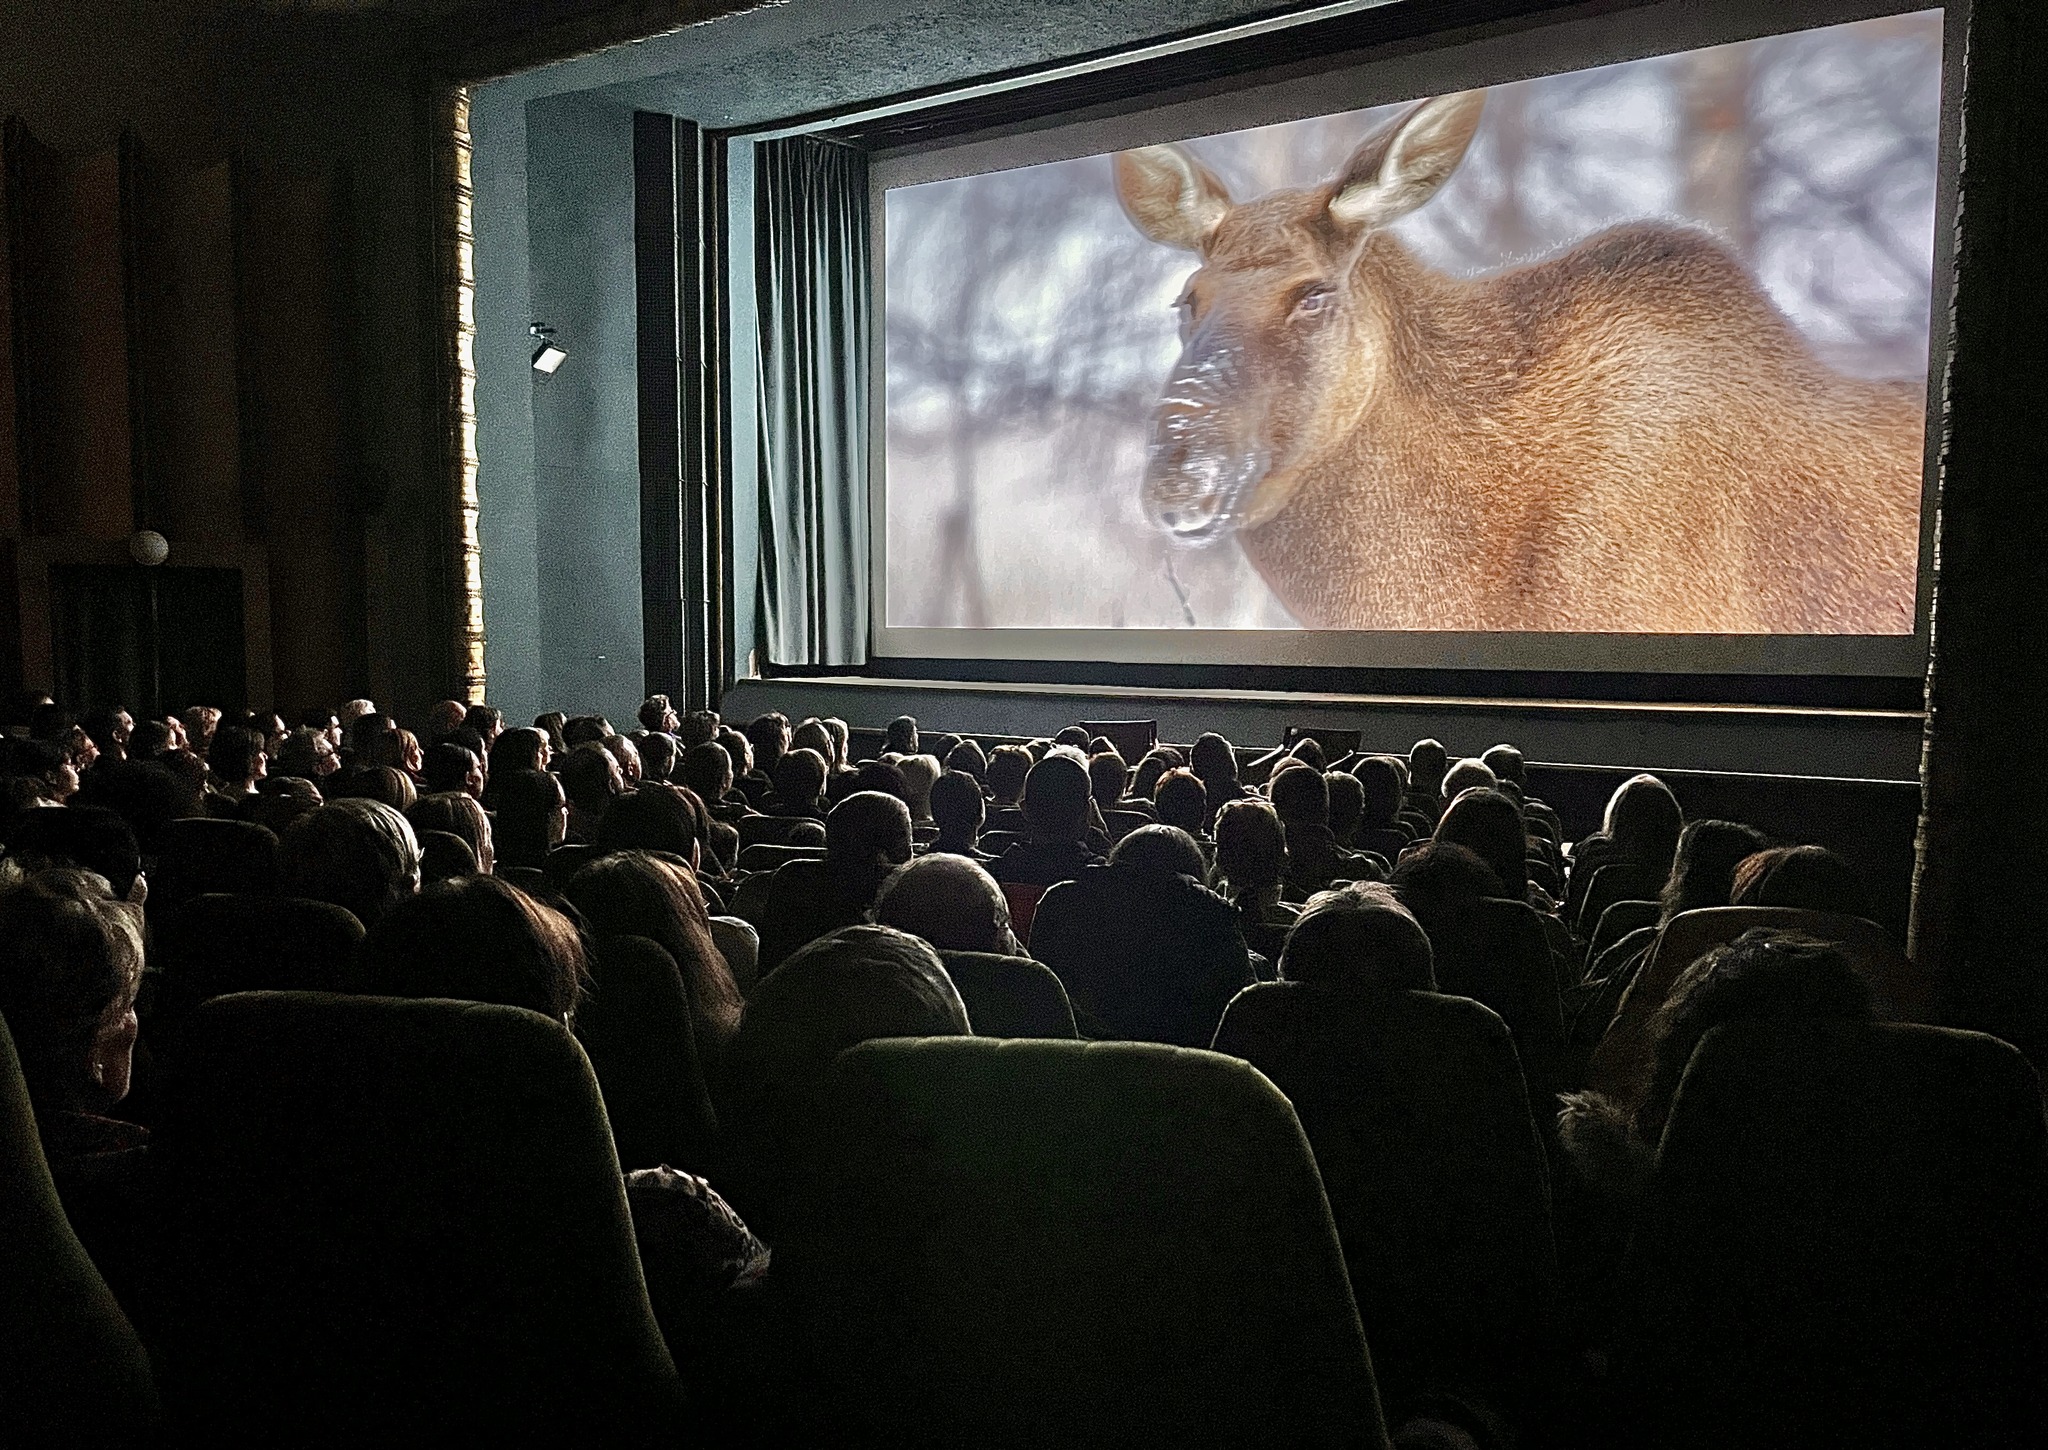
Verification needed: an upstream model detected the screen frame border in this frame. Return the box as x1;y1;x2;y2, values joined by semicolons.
860;0;1961;680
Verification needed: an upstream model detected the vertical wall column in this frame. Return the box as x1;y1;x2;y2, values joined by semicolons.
1911;0;2048;1058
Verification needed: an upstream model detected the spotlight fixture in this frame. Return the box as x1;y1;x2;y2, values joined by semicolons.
530;323;568;375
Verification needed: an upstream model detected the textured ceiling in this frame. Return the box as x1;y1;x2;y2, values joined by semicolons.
492;0;1359;128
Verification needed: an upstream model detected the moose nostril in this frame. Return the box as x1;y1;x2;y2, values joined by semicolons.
1160;509;1180;528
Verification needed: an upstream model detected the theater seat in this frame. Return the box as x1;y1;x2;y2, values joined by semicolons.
1423;897;1568;1104
0;1011;159;1446
998;880;1048;947
1211;983;1558;1411
1573;861;1667;939
937;951;1078;1038
777;1037;1390;1449
543;841;602;890
149;817;281;912
1586;906;1925;1100
576;936;721;1174
1585;898;1660;969
736;842;827;874
737;814;826;850
151;992;685;1443
150;894;366;1027
1614;1020;2048;1449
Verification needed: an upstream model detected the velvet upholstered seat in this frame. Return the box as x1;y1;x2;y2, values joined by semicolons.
1614;1020;2048;1449
0;1011;159;1447
937;950;1078;1038
151;991;685;1444
1211;983;1558;1410
575;934;721;1173
776;1036;1391;1449
149;893;366;1026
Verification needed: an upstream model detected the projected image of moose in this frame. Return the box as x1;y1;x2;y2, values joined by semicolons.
1114;89;1925;634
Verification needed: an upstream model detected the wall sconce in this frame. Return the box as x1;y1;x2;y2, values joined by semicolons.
531;323;568;375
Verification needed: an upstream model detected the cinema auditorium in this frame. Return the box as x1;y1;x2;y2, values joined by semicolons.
3;1;2045;1445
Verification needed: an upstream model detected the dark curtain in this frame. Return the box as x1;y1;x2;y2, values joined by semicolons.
753;135;870;667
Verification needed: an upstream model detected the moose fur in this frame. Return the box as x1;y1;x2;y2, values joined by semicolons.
1115;91;1923;634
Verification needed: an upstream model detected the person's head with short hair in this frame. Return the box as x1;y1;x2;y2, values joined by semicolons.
682;741;735;804
604;733;643;788
337;765;417;816
1214;797;1286;898
422;742;485;798
746;713;791;776
362;874;586;1022
274;728;339;782
1635;929;1875;1141
490;769;567;871
678;709;720;750
562;741;626;814
1390;839;1508;910
874;853;1019;956
1021;753;1091;844
299;707;341;745
1407;738;1449;792
851;758;909;804
1189;732;1238;785
344;711;396;765
1269;761;1330;827
425;699;469;744
1154;768;1208;836
716;726;754;781
896;754;942;826
562;715;614;749
597;781;705;867
0;868;146;1116
407;791;495;875
1479;744;1526;787
80;706;134;763
772;748;829;812
823;718;851;767
566;850;744;1048
826;790;914;873
462;705;504;746
280;798;421;928
1441;757;1498;800
639;694;681;735
240;776;322;838
1434;788;1529;900
790;718;836;763
985;745;1033;806
1729;844;1869;918
634;731;678;785
943;738;987;782
1131;750;1175;802
417;831;479;885
1108;823;1207;880
1087;751;1128;810
488;725;552;782
884;716;921;757
159;749;210;817
1605;773;1684;867
338;699;378;728
1280;882;1436;992
180;706;223;756
1325;771;1366;843
1287;737;1327;771
15;739;80;804
129;718;174;761
5;805;145;901
928;769;986;849
1660;819;1771;924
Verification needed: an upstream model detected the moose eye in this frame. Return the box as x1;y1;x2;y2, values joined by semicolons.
1293;285;1335;319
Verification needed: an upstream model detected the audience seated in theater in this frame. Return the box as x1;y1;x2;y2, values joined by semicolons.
1271;761;1379;896
1567;773;1683;928
715;725;758;795
1437;788;1547;910
80;706;134;766
240;775;322;838
490;768;568;873
598;781;719;875
462;705;503;750
563;714;614;750
680;709;722;751
988;753;1104;888
1152;766;1212;852
926;769;993;861
338;764;417;816
1406;738;1450;825
741;713;788;802
895;754;942;829
849;758;910;808
417;830;478;884
566;851;748;1046
683;741;751;825
873;852;1021;957
532;710;569;757
1325;770;1368;851
405;792;494;877
5;807;144;904
0;867;149;1304
756;791;914;974
484;727;552;805
421;741;485;799
272;728;339;783
942;737;987;783
1030;824;1252;1046
983;744;1033;832
561;742;626;844
1279;881;1438;992
203;725;268;818
718;924;970;1237
181;705;223;759
1212;797;1300;968
633;730;679;785
360;874;587;1022
1052;725;1090;751
603;734;644;789
280;798;421;929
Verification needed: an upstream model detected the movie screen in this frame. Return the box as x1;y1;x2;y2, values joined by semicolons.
882;11;1941;635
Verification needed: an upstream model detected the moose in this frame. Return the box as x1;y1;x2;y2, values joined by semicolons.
1114;91;1924;633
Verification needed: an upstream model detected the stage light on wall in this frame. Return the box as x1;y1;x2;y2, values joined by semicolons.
129;530;169;567
531;323;568;375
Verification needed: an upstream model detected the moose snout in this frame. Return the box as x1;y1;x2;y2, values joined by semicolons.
1142;378;1271;545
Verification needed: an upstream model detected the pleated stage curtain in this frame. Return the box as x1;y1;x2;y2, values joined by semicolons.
752;134;870;668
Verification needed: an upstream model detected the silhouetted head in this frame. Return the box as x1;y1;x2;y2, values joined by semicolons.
489;769;567;871
1325;771;1365;841
1268;761;1329;826
362;874;586;1022
1154;768;1209;835
1116;92;1487;544
1131;750;1176;801
826;791;914;872
1280;881;1436;992
1189;732;1238;785
884;716;921;756
1021;754;1092;843
682;741;735;802
408;791;494;875
280;798;421;928
1729;844;1869;919
1660;819;1770;923
565;850;742;1048
1108;824;1207;880
1087;751;1129;808
1441;757;1498;799
488;726;552;781
1354;756;1404;828
422;742;484;798
0;868;145;1113
896;754;942;824
1390;839;1506;914
639;693;681;735
986;745;1033;806
1605;773;1684;867
1479;743;1525;786
928;769;986;846
874;853;1018;956
1435;788;1528;900
773;748;829;810
1215;797;1286;896
1407;738;1449;790
943;739;987;781
746;713;791;775
598;782;707;865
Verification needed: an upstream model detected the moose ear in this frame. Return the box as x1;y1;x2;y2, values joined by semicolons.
1329;91;1486;231
1114;145;1233;252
